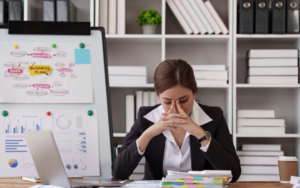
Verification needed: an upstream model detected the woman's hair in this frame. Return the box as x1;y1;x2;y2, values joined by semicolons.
154;59;197;95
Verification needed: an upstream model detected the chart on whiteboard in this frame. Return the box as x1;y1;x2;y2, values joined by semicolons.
0;42;93;103
0;110;100;177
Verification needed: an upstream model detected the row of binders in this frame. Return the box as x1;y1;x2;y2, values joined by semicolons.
237;144;282;181
0;0;77;24
125;91;160;132
237;110;286;134
167;0;229;35
246;49;299;84
239;0;300;34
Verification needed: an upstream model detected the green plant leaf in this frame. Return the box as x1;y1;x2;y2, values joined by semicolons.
136;7;162;26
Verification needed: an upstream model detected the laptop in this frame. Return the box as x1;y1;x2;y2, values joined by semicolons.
24;130;128;188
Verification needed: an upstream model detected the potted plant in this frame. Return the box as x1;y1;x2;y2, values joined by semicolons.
137;8;161;34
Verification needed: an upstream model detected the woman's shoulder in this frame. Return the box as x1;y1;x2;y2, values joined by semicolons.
197;103;224;118
138;104;162;116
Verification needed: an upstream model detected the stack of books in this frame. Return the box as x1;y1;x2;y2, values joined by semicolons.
166;0;229;35
126;91;160;133
108;66;147;85
247;49;299;84
237;110;285;134
161;170;232;188
107;0;126;34
192;65;228;85
238;144;283;181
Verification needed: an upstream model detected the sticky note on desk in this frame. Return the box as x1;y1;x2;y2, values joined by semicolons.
75;49;91;64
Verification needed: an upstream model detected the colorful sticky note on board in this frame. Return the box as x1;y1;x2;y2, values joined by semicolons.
181;185;188;188
186;175;194;179
193;180;198;183
74;49;91;64
184;179;194;184
193;176;203;181
162;182;174;186
174;182;184;186
187;185;197;188
176;179;184;183
197;185;204;188
211;179;223;184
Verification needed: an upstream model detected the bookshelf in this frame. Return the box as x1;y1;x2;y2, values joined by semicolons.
233;0;300;176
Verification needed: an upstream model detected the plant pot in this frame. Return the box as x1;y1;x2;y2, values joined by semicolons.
142;24;157;34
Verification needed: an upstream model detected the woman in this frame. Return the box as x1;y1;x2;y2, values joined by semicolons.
112;59;241;182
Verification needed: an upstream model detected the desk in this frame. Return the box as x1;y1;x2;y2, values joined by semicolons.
0;178;293;188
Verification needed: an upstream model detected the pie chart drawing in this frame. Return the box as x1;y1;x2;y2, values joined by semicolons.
81;164;87;170
9;159;18;168
66;164;71;170
56;115;71;130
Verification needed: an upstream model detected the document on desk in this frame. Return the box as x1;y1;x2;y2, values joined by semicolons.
125;180;161;187
0;110;100;177
29;185;64;188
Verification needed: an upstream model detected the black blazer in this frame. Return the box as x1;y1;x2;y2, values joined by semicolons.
112;103;241;182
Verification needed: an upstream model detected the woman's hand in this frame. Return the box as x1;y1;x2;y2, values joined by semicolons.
162;100;206;141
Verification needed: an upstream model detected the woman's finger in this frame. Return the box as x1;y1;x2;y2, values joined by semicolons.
176;99;187;115
161;114;186;121
168;100;175;114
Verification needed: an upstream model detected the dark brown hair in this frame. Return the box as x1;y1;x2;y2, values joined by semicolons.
154;59;197;95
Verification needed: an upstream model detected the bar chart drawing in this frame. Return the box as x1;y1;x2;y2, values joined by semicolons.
5;118;43;134
5;139;28;153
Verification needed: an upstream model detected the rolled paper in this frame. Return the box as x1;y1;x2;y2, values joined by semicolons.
193;176;203;181
176;179;184;183
162;182;174;186
193;180;198;183
184;179;194;184
186;175;194;179
188;185;197;188
174;182;184;186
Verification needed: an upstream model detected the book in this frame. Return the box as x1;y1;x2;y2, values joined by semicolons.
249;67;298;76
136;91;143;117
166;0;193;34
237;119;285;126
191;64;226;70
188;0;214;34
241;166;279;175
242;144;281;151
108;66;147;76
237;110;275;118
196;80;227;85
203;0;229;34
236;150;284;156
125;95;134;133
237;126;285;134
247;76;298;84
95;0;108;33
239;156;279;165
149;91;156;106
180;0;207;34
195;0;221;34
108;0;117;34
109;75;147;84
133;164;145;174
194;70;228;80
247;49;298;59
143;91;149;106
173;0;200;34
248;58;298;67
239;0;254;33
117;0;126;35
238;175;280;181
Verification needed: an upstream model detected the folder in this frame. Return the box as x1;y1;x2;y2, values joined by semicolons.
272;0;286;34
287;0;299;34
43;0;56;21
108;0;117;34
239;0;254;34
255;0;269;34
56;0;76;22
0;0;8;25
8;0;22;21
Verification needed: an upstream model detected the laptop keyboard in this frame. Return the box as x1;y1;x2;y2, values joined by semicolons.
69;180;94;187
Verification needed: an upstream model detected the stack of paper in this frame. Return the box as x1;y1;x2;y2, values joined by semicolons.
192;65;228;85
237;110;285;134
290;176;300;188
166;0;229;35
237;144;282;181
161;170;232;188
108;66;147;85
246;49;299;84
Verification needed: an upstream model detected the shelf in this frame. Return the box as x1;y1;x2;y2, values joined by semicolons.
236;84;300;88
113;133;127;137
236;134;300;138
109;83;229;88
106;35;162;43
236;34;300;43
165;35;230;44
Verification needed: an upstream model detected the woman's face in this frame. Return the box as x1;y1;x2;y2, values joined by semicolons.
159;85;196;116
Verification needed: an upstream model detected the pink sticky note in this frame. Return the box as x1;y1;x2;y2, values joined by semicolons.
186;175;194;179
184;179;194;184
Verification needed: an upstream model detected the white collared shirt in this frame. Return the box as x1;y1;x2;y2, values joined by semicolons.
136;100;213;176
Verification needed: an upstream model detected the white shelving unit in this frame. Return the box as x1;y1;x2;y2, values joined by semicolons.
106;0;233;139
233;0;300;176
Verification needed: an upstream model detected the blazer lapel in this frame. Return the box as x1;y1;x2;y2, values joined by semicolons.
190;135;205;171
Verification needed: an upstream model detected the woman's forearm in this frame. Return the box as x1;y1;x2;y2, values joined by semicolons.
137;131;153;152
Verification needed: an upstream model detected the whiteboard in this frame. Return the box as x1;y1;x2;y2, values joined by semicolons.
0;28;113;178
